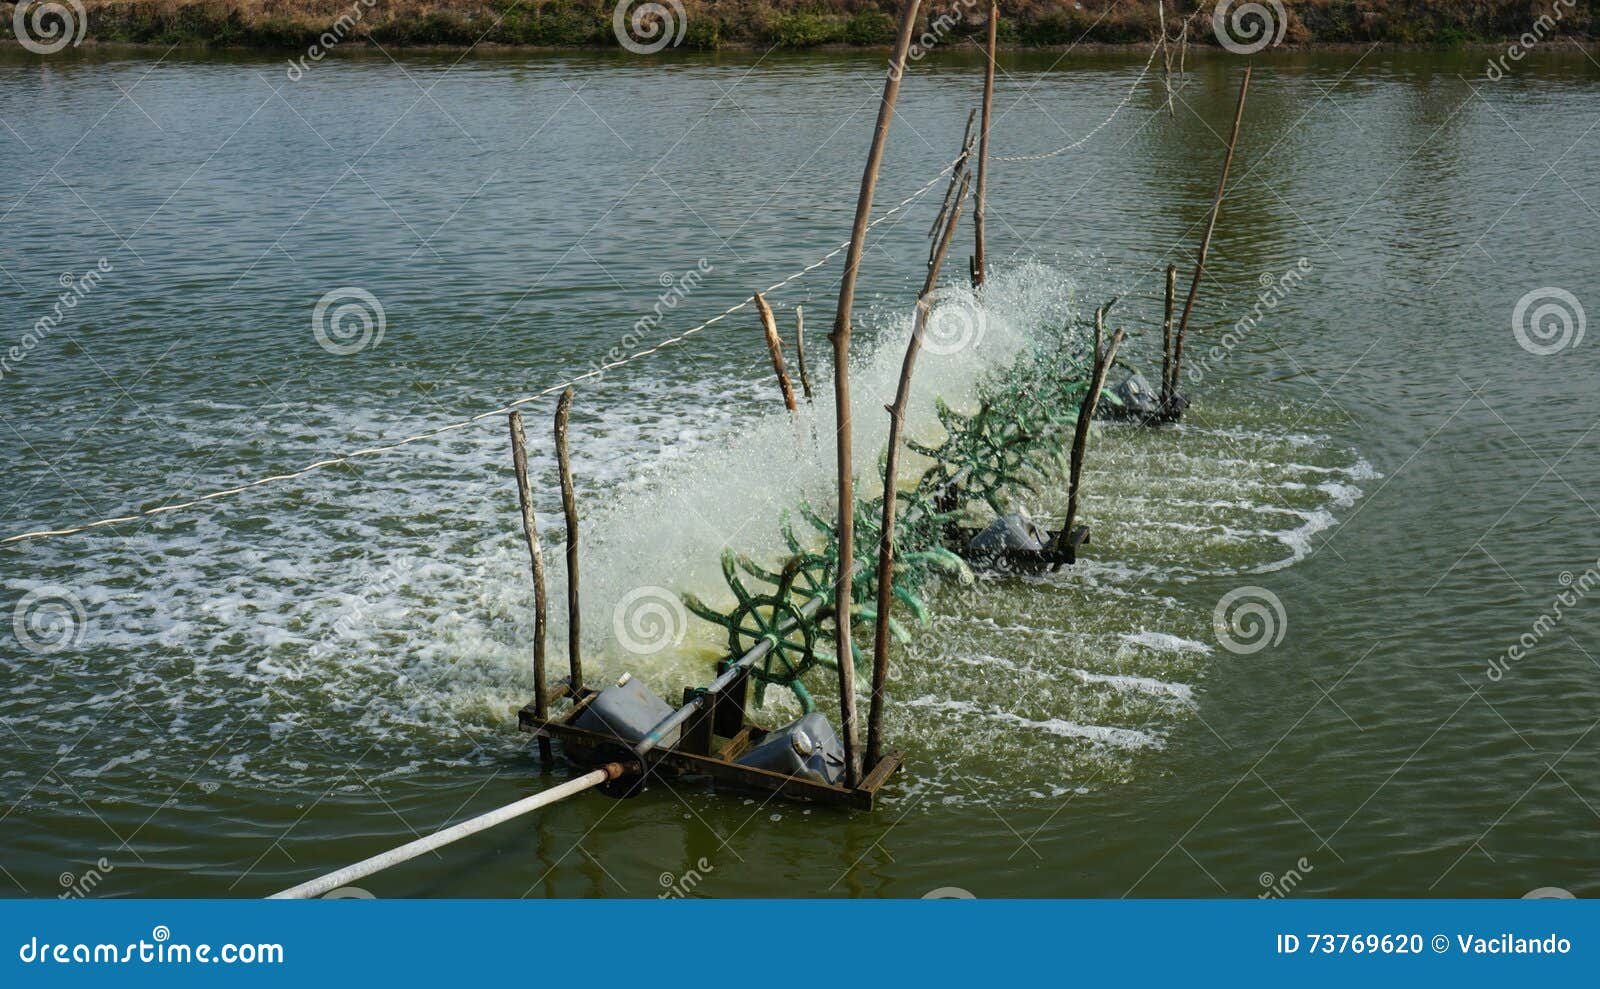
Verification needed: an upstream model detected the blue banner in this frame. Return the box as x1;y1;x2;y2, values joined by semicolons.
1;899;1590;986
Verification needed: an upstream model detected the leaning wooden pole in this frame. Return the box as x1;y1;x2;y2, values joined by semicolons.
754;292;799;412
1170;64;1251;405
508;411;554;765
1160;263;1177;411
971;0;997;287
829;0;923;788
554;388;584;694
867;172;971;771
1063;310;1126;542
793;306;814;401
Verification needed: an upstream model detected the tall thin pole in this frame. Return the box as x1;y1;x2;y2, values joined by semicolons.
1160;263;1177;411
794;306;814;401
972;0;997;287
867;172;970;771
1171;64;1251;395
1063;311;1125;541
829;0;924;788
508;411;553;765
554;388;584;694
754;291;799;412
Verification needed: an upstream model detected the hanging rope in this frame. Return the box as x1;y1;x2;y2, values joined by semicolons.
4;41;1167;548
990;43;1161;163
1;161;961;547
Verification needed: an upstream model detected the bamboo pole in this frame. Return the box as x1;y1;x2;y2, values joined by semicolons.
972;0;997;288
1062;310;1126;543
1170;64;1251;401
828;0;923;788
866;172;971;771
508;411;553;765
793;306;814;401
754;292;799;412
1160;263;1177;412
554;388;584;694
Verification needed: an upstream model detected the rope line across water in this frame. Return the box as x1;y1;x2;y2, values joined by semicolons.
5;44;1164;547
989;44;1160;163
1;161;960;546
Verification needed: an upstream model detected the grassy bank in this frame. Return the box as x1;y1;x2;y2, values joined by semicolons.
4;0;1597;51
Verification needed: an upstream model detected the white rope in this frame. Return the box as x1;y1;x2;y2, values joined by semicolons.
990;43;1161;163
268;766;615;899
1;162;958;547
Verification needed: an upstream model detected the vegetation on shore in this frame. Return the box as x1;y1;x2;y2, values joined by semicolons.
4;0;1597;51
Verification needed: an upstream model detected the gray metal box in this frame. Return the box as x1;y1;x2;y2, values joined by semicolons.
572;674;680;748
735;711;846;785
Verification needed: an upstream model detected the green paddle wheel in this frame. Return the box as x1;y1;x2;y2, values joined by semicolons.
681;312;1115;711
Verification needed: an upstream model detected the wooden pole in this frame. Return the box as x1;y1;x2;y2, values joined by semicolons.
1160;263;1177;412
1170;64;1251;400
554;388;584;695
1062;310;1126;543
793;306;814;401
754;292;799;412
829;0;923;788
866;172;971;771
508;411;554;765
972;0;997;288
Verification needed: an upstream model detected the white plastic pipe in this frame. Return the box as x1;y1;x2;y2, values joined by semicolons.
268;764;624;899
